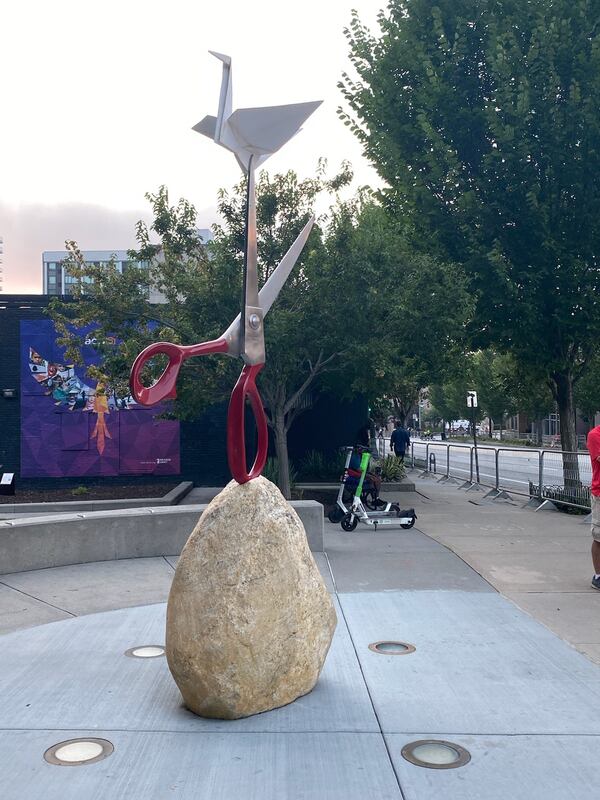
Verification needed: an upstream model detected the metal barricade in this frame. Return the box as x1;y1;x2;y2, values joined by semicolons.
469;445;497;487
412;438;592;510
496;448;541;497
411;441;428;469
448;444;473;482
539;449;592;510
427;442;448;474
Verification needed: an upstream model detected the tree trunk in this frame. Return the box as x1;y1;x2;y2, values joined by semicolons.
273;409;291;500
440;419;446;441
499;415;503;441
553;370;581;493
489;418;494;439
394;407;407;426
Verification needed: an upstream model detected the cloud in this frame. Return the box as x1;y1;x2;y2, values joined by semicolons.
0;201;218;294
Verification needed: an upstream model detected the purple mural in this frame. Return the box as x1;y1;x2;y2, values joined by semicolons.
20;320;180;478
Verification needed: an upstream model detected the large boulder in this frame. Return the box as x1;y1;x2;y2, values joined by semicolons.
166;476;337;719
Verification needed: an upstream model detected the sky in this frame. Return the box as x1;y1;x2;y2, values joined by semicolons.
0;0;385;294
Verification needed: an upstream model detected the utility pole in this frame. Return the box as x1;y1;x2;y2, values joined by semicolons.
467;391;480;483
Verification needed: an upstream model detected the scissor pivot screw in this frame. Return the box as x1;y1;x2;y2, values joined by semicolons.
249;314;261;330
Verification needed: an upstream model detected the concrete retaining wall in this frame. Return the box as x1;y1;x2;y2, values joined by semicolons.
0;481;194;517
0;500;324;575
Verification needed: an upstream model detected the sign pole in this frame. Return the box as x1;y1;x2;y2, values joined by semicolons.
471;404;480;483
467;391;480;484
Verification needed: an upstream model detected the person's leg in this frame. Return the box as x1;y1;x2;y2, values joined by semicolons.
593;541;600;573
398;452;405;464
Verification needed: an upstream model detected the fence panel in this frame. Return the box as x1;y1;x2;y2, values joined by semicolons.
496;448;540;497
425;443;449;475
540;450;592;510
411;441;428;468
407;438;593;510
470;445;497;487
446;445;472;481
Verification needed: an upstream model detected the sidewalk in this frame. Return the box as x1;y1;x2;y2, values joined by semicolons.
1;470;600;798
406;472;600;665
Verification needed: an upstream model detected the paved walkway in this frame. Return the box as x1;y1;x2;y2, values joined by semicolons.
1;469;599;798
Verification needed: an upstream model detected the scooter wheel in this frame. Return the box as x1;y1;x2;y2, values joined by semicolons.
328;506;344;523
400;518;416;530
341;513;358;532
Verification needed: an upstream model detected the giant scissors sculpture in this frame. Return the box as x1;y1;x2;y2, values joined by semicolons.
130;53;322;484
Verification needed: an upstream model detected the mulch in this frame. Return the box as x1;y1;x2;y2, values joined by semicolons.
295;488;338;514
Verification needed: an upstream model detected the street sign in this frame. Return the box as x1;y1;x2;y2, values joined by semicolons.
466;391;478;408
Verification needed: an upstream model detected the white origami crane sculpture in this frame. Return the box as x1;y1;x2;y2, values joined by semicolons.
193;51;322;173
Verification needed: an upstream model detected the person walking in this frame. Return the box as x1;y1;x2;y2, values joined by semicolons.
390;421;410;463
587;424;600;590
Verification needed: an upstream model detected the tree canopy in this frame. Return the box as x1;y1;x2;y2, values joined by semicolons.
49;167;358;498
340;0;600;451
322;198;473;425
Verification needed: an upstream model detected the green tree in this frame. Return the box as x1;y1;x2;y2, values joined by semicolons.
210;165;353;497
471;350;518;439
49;167;353;499
575;354;600;429
429;368;482;435
322;199;473;427
340;0;600;463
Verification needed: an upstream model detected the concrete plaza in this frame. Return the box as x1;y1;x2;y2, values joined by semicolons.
1;471;599;798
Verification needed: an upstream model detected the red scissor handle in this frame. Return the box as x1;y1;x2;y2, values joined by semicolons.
130;339;229;406
227;363;268;484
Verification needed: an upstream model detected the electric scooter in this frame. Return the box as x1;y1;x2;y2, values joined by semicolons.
328;446;383;523
334;447;417;531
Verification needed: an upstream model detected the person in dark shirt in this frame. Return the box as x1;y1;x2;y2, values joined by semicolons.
390;421;410;462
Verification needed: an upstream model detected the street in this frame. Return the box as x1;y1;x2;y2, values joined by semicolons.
377;436;592;497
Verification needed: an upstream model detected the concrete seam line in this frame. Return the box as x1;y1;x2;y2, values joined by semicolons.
0;579;77;617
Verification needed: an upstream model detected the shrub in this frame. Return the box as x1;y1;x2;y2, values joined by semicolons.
379;455;406;483
71;485;90;496
262;457;298;492
297;450;344;481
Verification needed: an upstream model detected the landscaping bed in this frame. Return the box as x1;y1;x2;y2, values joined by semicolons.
294;487;339;517
0;481;182;504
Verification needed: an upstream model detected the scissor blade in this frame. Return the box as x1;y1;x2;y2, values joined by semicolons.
220;215;315;356
259;215;315;316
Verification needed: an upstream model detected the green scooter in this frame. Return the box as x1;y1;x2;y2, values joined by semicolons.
339;447;417;532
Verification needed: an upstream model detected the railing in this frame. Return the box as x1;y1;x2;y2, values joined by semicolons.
410;441;593;511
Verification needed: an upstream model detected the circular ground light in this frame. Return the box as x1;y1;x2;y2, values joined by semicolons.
401;739;471;770
368;641;416;655
44;738;114;766
124;645;165;659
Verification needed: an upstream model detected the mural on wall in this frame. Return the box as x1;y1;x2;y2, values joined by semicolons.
20;320;180;478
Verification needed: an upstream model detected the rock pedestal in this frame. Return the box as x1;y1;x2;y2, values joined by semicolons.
166;476;337;719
